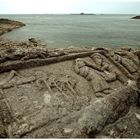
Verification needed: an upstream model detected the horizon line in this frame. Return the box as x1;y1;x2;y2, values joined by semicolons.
0;13;138;15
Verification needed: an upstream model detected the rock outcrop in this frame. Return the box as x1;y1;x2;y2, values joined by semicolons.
0;38;139;138
132;15;140;19
0;18;25;35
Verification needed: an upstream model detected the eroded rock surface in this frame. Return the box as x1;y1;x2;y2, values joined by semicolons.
0;40;140;138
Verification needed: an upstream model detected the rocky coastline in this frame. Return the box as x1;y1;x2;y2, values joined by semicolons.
0;19;140;138
0;18;25;35
132;15;140;19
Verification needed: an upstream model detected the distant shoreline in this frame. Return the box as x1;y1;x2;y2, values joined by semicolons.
0;13;138;16
71;13;95;15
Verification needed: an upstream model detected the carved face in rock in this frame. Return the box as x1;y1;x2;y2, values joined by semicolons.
75;58;86;68
90;53;103;66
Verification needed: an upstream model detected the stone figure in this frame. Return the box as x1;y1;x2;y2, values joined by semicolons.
74;58;110;97
91;53;128;83
89;53;117;82
35;72;78;98
114;50;139;74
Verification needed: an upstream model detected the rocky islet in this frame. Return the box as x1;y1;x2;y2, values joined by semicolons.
132;15;140;19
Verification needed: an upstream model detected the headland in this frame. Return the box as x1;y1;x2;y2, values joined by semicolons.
0;18;25;35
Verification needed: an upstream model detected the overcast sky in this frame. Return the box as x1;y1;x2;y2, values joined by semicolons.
0;0;140;14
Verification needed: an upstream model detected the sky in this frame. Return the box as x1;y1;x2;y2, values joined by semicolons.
0;0;140;14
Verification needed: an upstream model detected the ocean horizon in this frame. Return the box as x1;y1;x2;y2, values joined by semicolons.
0;14;140;48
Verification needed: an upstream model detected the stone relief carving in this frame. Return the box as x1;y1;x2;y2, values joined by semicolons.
113;51;140;76
73;57;111;97
0;70;36;90
0;70;77;97
0;48;139;138
35;73;78;98
0;70;84;115
73;51;140;97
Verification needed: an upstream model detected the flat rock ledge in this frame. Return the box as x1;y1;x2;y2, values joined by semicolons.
0;39;140;138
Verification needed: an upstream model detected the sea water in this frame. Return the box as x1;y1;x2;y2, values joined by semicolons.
0;14;140;48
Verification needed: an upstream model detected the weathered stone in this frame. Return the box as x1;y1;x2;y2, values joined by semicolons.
71;82;138;137
0;37;139;138
74;58;110;94
121;57;138;73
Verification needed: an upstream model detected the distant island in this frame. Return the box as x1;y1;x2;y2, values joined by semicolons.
132;15;140;19
71;13;95;15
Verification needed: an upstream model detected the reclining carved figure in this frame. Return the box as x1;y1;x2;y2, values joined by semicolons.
114;50;139;73
73;58;110;97
89;53;117;82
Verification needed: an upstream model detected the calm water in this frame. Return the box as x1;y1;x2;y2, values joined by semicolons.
0;14;140;48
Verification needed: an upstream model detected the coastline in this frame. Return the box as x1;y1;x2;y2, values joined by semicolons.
0;18;139;70
0;18;25;35
0;18;140;138
1;14;140;49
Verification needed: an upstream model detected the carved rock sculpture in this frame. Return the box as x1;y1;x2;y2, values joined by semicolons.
0;44;140;138
73;58;110;97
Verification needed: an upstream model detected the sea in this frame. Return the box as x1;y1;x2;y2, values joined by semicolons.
0;14;140;48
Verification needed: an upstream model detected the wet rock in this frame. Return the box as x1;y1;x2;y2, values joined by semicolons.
28;38;38;43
